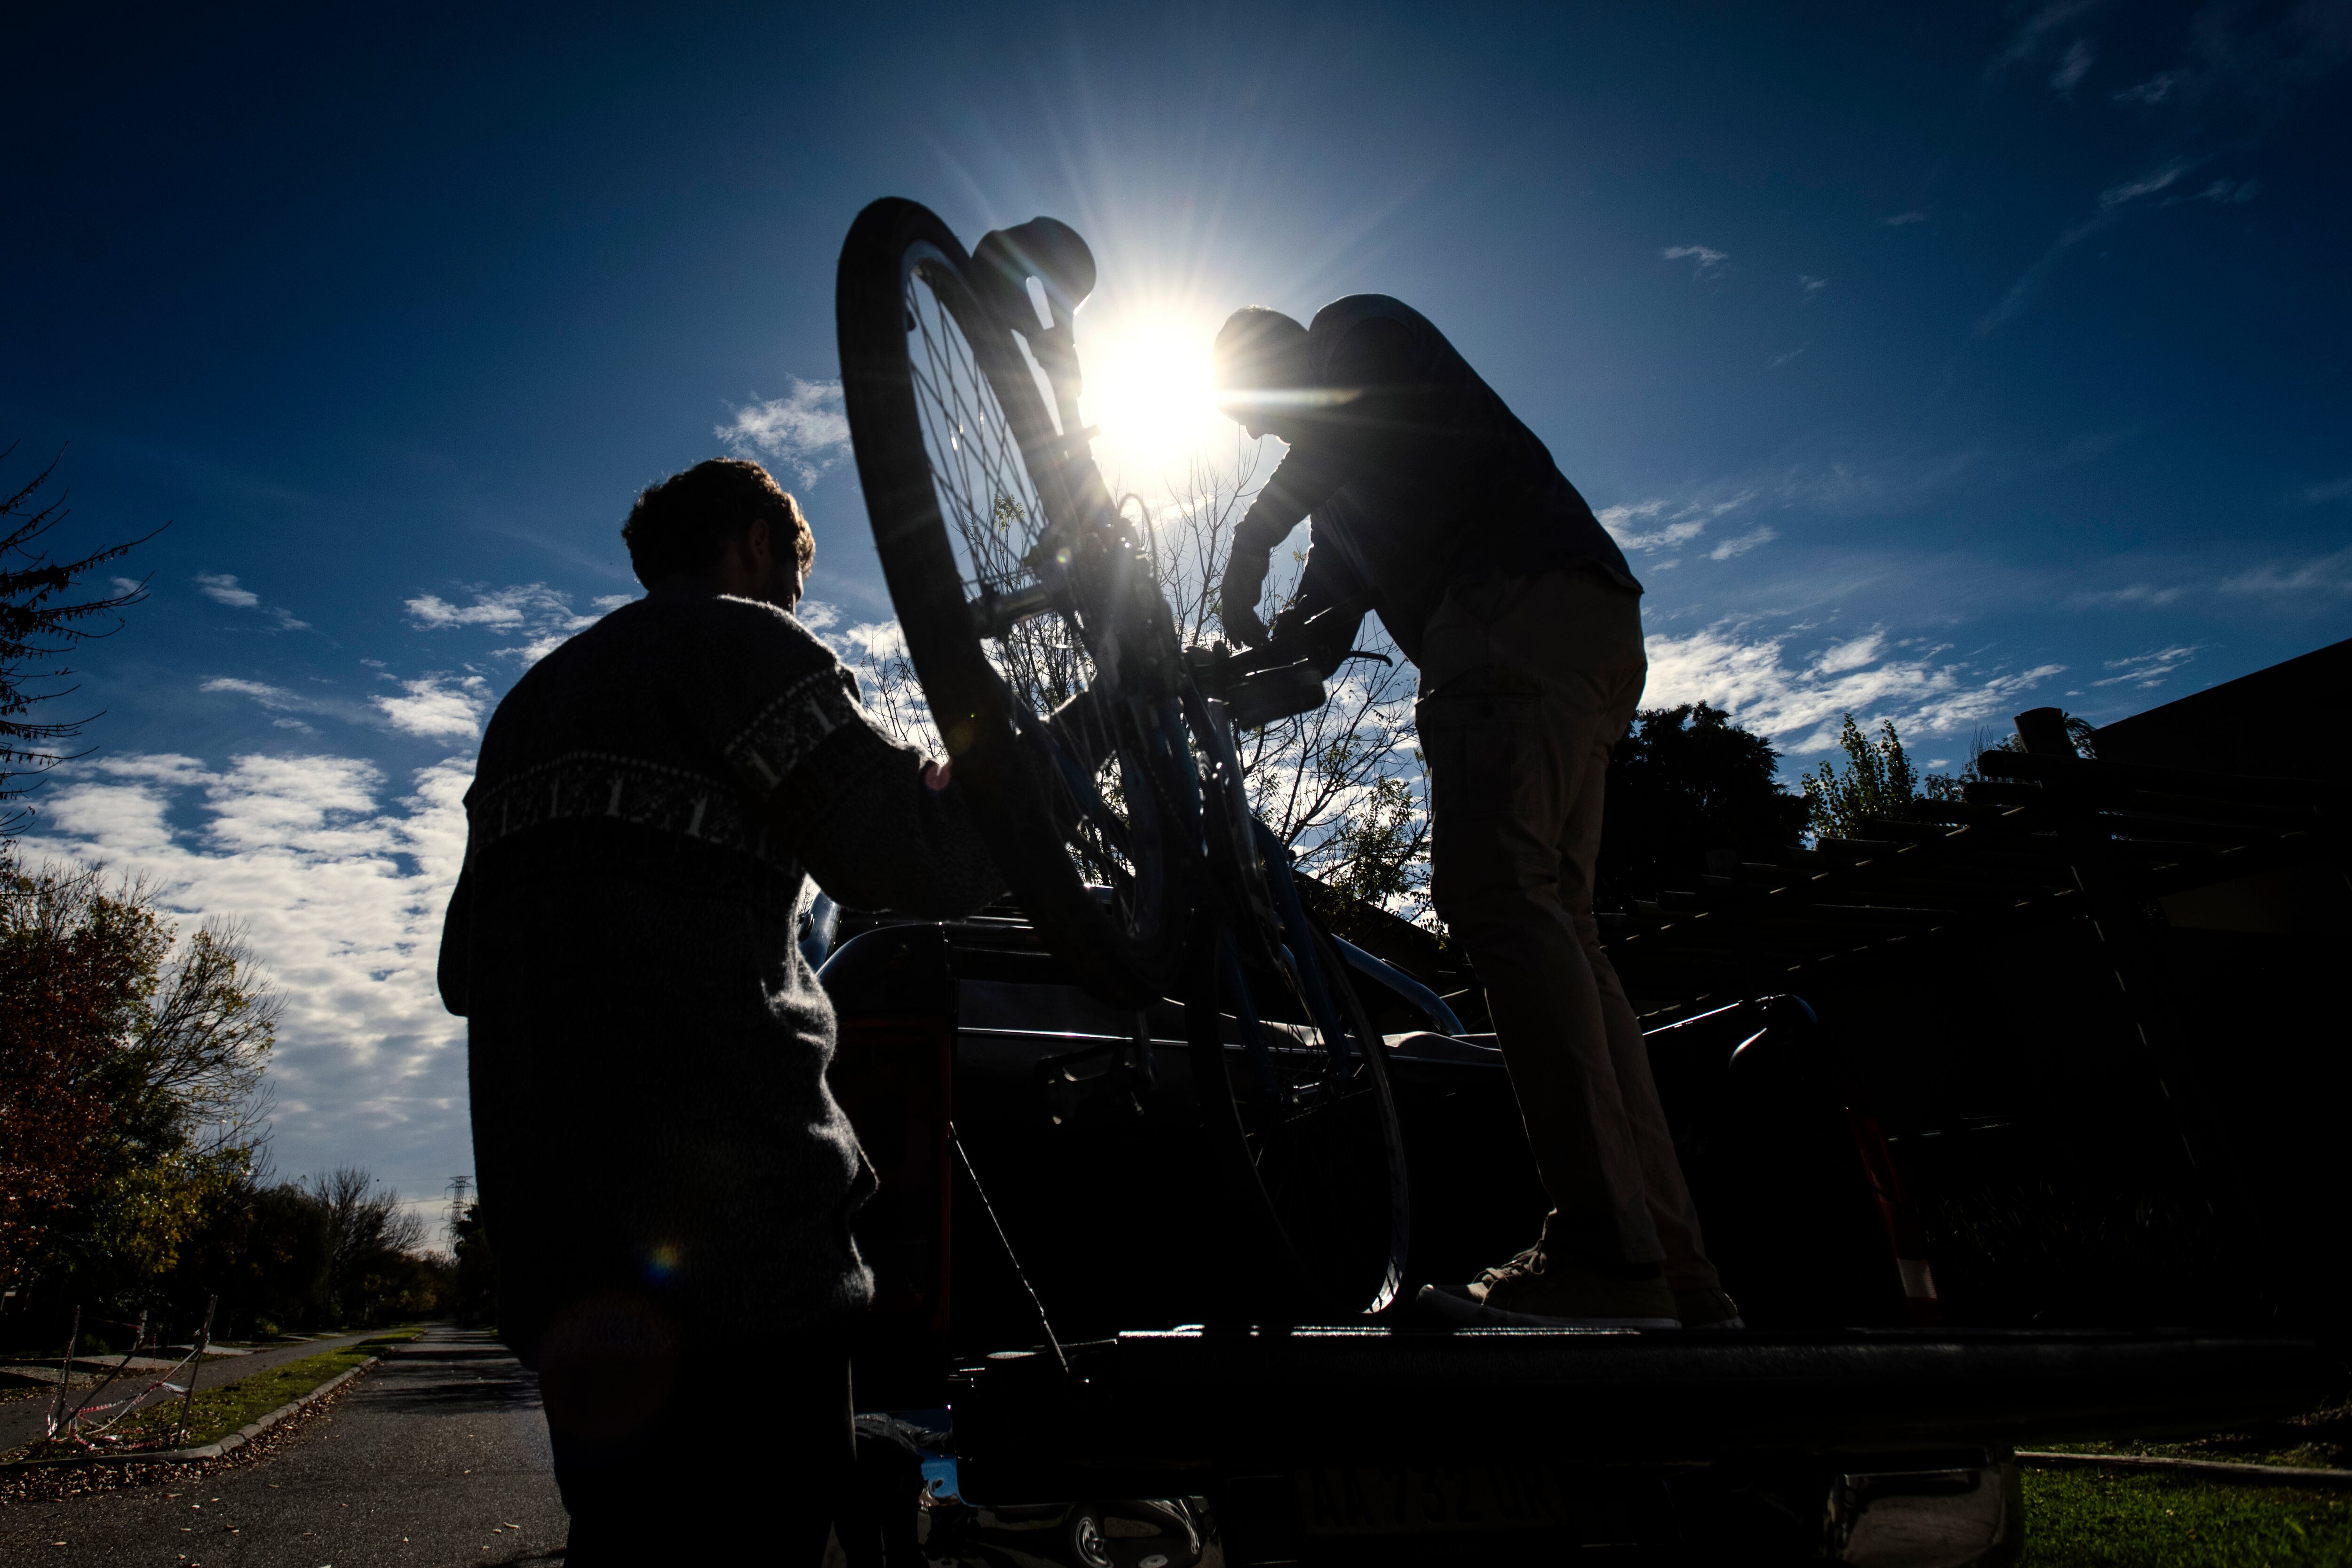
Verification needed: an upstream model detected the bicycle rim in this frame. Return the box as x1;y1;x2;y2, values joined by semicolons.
836;198;1185;1003
1186;914;1411;1317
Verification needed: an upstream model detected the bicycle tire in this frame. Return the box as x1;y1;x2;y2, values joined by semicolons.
836;198;1187;1004
1186;910;1411;1317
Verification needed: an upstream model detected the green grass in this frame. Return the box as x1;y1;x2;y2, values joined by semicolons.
2022;1468;2352;1567
4;1327;419;1462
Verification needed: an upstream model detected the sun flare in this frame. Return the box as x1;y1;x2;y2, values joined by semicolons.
1078;306;1231;485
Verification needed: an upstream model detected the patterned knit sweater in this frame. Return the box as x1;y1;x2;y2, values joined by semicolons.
436;590;999;1357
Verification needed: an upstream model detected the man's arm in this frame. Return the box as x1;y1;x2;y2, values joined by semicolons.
1221;446;1349;645
767;719;1003;917
1220;315;1419;645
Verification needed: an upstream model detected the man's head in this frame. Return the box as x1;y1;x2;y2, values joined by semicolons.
622;458;815;607
1213;307;1312;443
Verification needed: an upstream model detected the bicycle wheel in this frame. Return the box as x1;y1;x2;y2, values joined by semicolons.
1187;911;1411;1318
836;198;1187;1004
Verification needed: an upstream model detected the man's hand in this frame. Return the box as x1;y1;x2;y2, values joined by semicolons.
1220;545;1272;648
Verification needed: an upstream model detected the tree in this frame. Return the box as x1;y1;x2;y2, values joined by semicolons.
1596;703;1811;910
0;448;153;844
1801;713;1925;842
0;862;277;1303
1806;708;2102;837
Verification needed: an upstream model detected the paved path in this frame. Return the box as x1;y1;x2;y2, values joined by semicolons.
0;1326;569;1567
0;1333;384;1457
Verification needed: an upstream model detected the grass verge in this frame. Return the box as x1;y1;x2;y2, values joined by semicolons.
2022;1468;2352;1567
3;1328;419;1463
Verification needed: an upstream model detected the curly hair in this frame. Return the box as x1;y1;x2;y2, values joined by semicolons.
621;459;816;588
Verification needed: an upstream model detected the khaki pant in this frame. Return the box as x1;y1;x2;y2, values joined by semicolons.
1416;566;1716;1286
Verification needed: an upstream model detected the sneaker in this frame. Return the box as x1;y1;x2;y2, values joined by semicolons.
1416;1244;1681;1329
1671;1286;1745;1329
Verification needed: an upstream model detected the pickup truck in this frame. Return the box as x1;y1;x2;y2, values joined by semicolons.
815;902;2324;1567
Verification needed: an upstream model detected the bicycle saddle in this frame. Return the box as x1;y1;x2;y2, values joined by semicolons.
972;216;1097;330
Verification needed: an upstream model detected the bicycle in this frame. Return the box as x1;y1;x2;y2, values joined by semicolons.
835;198;1409;1317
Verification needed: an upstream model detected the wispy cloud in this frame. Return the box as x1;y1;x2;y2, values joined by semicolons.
2068;581;2187;608
2092;644;2198;688
1661;244;1729;279
1708;527;1779;561
2303;476;2352;504
200;677;372;729
2050;38;2096;93
1975;162;2187;336
1645;621;2066;754
1881;211;1929;226
1990;0;2099;75
2197;178;2259;204
196;572;258;609
1797;275;1828;295
2220;547;2352;597
2098;159;2194;207
405;583;612;663
194;572;309;632
715;378;852;487
1598;493;1752;554
1768;345;1810;369
2113;71;2179;104
28;751;472;1234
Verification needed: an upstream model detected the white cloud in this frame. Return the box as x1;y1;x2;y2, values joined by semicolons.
1708;527;1779;561
1643;621;2066;754
2304;476;2352;504
2092;644;2199;688
2050;38;2096;92
195;572;259;608
373;676;491;740
1768;345;1810;369
716;379;852;487
1881;211;1929;226
112;576;144;597
1798;275;1828;294
405;583;604;664
26;751;473;1233
797;599;842;630
2196;178;2259;204
1661;244;1729;279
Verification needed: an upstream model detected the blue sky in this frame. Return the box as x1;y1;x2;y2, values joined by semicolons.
8;1;2346;1233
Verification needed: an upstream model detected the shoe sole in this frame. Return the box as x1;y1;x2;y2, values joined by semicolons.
1414;1283;1680;1331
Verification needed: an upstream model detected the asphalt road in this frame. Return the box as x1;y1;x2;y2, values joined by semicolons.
0;1331;384;1456
0;1326;570;1567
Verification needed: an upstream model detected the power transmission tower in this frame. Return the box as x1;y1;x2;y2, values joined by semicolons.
446;1175;472;1249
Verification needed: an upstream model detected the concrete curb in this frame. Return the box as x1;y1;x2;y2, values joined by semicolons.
0;1355;380;1472
2018;1450;2352;1489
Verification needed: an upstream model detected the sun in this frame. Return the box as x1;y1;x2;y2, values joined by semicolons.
1078;305;1231;486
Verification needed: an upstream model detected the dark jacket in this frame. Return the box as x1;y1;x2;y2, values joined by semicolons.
437;590;999;1358
1234;294;1639;665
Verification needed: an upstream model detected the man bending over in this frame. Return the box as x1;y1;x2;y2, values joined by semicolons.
1212;300;1737;1330
437;459;1000;1563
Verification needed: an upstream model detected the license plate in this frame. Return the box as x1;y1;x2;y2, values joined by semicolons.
1294;1465;1665;1540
